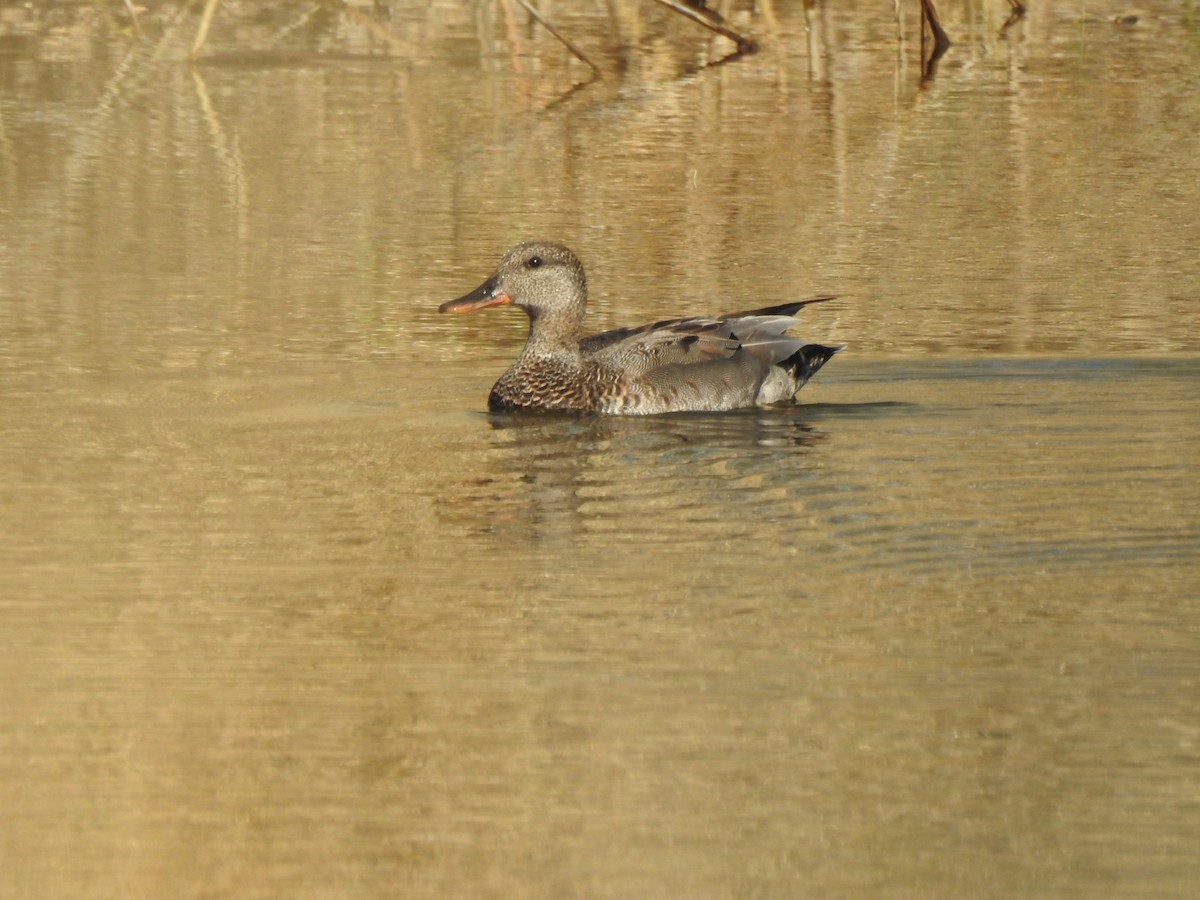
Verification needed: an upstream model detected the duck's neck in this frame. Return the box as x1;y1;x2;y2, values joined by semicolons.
520;308;583;361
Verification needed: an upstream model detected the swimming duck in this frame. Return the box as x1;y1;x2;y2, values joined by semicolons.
439;240;840;414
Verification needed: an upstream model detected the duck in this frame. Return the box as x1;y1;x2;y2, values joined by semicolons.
438;240;840;415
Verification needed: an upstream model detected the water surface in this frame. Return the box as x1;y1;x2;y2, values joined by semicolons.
2;2;1198;897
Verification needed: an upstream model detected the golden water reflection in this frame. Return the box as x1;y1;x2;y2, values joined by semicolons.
2;2;1199;897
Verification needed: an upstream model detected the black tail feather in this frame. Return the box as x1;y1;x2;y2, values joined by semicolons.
781;344;842;387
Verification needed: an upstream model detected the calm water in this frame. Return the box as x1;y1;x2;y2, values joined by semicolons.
2;1;1199;897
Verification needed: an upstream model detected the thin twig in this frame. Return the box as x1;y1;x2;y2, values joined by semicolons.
335;0;409;53
919;0;951;80
511;0;602;77
122;0;144;38
650;0;758;56
1000;0;1027;35
189;0;221;60
919;0;951;54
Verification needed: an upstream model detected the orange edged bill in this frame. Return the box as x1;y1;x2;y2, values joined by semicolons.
439;277;513;314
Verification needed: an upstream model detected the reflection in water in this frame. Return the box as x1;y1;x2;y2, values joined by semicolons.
2;2;1199;898
4;2;1199;363
448;408;832;543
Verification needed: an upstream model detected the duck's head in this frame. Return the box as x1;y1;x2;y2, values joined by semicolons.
439;241;587;327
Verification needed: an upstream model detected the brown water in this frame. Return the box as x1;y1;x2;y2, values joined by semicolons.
2;1;1199;897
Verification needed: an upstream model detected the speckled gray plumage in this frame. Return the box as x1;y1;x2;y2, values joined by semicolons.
439;241;840;415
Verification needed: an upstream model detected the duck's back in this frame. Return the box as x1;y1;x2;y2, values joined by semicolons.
580;301;840;414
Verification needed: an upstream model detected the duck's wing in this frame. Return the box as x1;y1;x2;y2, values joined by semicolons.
580;316;737;372
716;297;836;320
581;297;836;376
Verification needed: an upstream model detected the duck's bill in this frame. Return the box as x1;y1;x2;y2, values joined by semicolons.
438;277;513;314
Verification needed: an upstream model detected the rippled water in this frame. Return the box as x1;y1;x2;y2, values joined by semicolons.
2;1;1199;897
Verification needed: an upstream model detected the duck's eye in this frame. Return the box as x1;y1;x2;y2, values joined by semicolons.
527;256;543;269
